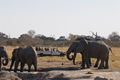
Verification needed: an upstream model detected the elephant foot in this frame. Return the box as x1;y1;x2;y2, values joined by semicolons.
9;70;11;72
28;70;31;72
9;68;12;72
20;70;23;72
98;67;104;69
73;63;76;65
87;64;91;68
94;65;98;68
80;67;85;69
104;66;109;69
86;66;90;68
80;66;85;69
14;70;17;72
89;64;92;67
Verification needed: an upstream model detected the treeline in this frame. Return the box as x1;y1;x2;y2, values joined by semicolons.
0;30;120;47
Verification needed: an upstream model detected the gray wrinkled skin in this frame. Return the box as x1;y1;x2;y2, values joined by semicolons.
9;46;37;72
67;37;110;69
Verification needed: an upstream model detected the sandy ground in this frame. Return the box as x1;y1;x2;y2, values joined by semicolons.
0;56;120;80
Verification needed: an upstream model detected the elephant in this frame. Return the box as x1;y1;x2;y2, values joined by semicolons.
72;52;100;67
0;46;9;71
71;43;101;68
67;37;110;69
72;36;101;66
69;49;91;66
66;42;91;68
9;46;37;72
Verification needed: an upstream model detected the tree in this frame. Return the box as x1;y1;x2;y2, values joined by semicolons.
108;32;120;42
68;34;80;41
28;30;36;38
0;32;8;45
0;32;8;39
19;34;32;39
35;34;55;41
35;34;47;40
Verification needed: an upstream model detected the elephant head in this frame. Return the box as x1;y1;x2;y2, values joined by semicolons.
0;46;9;66
66;42;78;60
66;37;88;61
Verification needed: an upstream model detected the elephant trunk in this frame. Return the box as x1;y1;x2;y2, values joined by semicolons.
2;51;9;66
2;58;8;66
9;57;15;71
66;51;73;61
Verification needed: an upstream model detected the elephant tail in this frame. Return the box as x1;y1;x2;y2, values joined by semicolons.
109;47;113;54
109;47;116;56
109;47;120;58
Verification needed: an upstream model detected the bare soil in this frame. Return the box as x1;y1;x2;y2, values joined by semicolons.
1;56;120;80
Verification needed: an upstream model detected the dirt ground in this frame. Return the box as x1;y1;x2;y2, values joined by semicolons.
0;46;120;80
1;56;120;80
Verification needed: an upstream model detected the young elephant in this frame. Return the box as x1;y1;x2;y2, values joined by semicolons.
9;46;37;72
72;52;100;68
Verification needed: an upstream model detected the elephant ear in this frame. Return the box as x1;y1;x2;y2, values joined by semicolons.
78;38;88;52
17;47;23;53
0;46;4;53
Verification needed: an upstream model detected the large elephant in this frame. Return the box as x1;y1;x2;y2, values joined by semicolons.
66;42;92;68
0;46;9;71
72;36;101;66
9;46;37;72
67;37;110;69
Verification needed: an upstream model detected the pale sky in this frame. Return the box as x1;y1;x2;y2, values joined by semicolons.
0;0;120;38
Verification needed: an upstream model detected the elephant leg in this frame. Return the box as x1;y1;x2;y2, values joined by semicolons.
94;58;100;67
73;53;77;65
14;60;19;72
104;57;109;69
85;58;90;68
0;58;1;71
80;55;85;69
88;58;91;66
85;58;91;67
28;64;32;72
33;62;37;71
9;59;15;71
20;62;25;72
98;59;104;69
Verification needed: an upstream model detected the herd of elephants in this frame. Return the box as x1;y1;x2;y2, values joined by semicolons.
0;36;112;72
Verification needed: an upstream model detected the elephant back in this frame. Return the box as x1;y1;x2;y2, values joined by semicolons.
23;46;37;56
18;46;37;63
87;41;109;58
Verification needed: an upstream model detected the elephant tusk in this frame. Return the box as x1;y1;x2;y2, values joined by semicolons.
1;59;6;64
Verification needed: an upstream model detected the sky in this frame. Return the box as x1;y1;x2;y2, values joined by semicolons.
0;0;120;39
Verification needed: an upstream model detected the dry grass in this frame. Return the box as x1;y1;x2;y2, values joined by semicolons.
4;46;18;58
